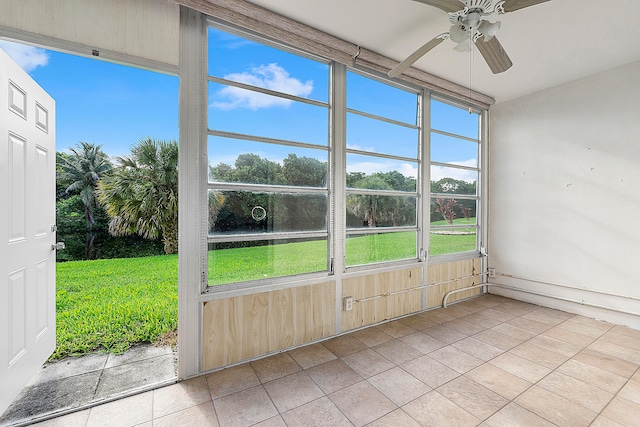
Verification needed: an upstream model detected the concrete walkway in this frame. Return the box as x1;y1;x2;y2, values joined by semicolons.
0;344;177;426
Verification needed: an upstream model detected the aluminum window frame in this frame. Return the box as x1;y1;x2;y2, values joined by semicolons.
205;21;333;291
203;21;487;290
344;68;423;269
427;94;484;261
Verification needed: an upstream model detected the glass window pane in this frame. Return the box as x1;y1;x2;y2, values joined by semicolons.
430;166;478;195
347;112;418;158
209;190;327;235
346;153;417;192
346;71;418;125
208;27;329;103
208;82;328;145
430;233;477;256
430;198;477;227
346;195;416;229
431;99;479;139
208;238;327;286
431;133;478;167
346;231;417;266
208;136;327;187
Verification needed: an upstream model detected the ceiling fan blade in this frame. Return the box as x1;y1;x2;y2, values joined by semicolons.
501;0;551;13
412;0;463;13
388;34;448;78
474;36;513;74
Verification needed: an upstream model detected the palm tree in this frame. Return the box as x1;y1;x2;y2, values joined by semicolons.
57;142;112;259
347;175;393;227
97;138;179;254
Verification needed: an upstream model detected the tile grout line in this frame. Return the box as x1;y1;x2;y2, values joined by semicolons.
132;297;637;426
588;362;640;426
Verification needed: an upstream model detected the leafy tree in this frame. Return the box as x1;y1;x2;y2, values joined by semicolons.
210;153;328;235
346;172;366;188
57;142;112;259
347;173;417;228
282;154;326;187
430;178;477;221
347;176;393;227
209;162;233;182
208;191;226;232
56;194;163;261
210;153;284;185
461;206;472;220
55;195;86;261
97;138;179;254
431;177;476;195
435;198;458;224
56;152;73;201
373;170;416;192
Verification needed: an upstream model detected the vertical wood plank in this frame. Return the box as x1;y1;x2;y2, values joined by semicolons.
341;267;423;332
242;293;269;360
427;259;482;308
202;281;336;371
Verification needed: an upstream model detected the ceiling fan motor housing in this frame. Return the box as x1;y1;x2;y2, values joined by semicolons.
449;0;506;24
449;0;505;43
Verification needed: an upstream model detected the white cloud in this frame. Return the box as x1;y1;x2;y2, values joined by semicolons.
400;163;418;178
430;159;478;183
346;144;377;153
211;63;313;111
0;41;49;72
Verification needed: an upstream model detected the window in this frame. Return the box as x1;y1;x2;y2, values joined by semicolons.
345;71;421;266
429;98;481;256
207;27;330;286
205;25;485;289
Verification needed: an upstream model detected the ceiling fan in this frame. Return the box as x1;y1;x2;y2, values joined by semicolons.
388;0;551;78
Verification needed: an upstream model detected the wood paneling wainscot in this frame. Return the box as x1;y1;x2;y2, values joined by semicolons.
341;267;423;332
202;281;335;371
427;258;482;308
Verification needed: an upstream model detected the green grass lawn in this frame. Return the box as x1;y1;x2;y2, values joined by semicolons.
429;217;477;255
55;255;178;359
56;225;475;358
208;239;328;285
431;217;477;229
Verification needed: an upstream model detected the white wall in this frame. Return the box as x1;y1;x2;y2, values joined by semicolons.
0;0;179;68
488;60;640;329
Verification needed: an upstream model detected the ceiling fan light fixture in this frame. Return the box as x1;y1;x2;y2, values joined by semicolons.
402;0;549;75
454;41;471;52
449;22;470;43
478;20;501;41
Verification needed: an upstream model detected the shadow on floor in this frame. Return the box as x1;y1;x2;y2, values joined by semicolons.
0;344;177;426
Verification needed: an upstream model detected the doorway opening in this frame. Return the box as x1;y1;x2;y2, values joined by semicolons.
0;39;179;426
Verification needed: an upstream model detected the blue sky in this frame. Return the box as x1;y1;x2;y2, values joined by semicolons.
0;40;178;158
1;32;478;182
207;27;479;183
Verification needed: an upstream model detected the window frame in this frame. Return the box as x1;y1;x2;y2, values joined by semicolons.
343;68;423;270
427;95;484;262
205;21;332;291
202;21;486;293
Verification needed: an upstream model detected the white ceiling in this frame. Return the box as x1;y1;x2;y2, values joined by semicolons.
245;0;640;104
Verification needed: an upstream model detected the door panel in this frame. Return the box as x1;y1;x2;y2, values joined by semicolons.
0;47;56;415
8;269;26;365
8;133;26;241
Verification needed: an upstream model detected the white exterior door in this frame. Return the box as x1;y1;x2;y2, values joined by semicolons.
0;48;56;414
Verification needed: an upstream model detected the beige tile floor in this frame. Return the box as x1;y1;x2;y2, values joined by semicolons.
31;295;640;427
